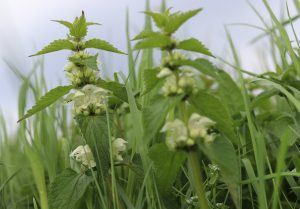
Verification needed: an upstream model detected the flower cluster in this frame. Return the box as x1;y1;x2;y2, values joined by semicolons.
161;113;216;151
64;51;98;87
112;138;127;162
66;84;110;116
70;144;96;169
157;53;198;97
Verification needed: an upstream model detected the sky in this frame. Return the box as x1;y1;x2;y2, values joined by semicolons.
0;0;294;132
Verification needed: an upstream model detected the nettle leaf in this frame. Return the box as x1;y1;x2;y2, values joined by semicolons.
52;19;100;31
143;96;181;142
142;68;161;95
134;34;172;50
52;20;73;29
70;12;87;38
48;169;93;209
164;8;202;34
86;22;101;26
132;30;161;41
18;85;73;122
76;115;112;177
96;79;128;103
149;143;187;193
144;11;167;29
216;70;244;116
189;91;239;145
174;58;218;78
176;38;214;57
199;136;240;208
69;54;98;70
30;39;74;57
84;38;126;54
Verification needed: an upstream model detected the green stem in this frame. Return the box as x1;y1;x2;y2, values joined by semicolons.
188;151;209;209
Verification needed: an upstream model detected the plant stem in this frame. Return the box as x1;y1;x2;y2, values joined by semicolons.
188;151;209;209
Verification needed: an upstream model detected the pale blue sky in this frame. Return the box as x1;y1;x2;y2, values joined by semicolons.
0;0;294;130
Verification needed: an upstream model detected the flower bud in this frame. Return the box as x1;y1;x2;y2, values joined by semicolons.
188;113;216;142
157;67;172;78
112;138;127;162
161;119;193;151
70;144;96;169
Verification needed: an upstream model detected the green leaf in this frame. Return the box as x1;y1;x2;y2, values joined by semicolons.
18;85;73;122
144;11;167;29
149;143;187;193
52;20;73;29
96;79;128;103
134;34;172;50
253;78;300;113
70;12;87;38
216;70;245;115
132;30;161;41
164;8;202;34
189;91;239;145
143;96;181;142
52;19;100;32
199;136;240;208
84;38;126;54
69;54;98;70
141;68;161;95
76;115;111;177
174;58;218;78
30;39;74;57
176;38;214;57
86;22;101;26
48;169;93;209
250;89;279;109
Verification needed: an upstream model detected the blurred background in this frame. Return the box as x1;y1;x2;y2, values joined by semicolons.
0;0;295;131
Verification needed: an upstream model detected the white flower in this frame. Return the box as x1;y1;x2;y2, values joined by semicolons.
70;144;96;169
157;67;172;78
112;138;127;162
161;119;194;150
66;84;110;115
161;74;179;96
188;113;216;142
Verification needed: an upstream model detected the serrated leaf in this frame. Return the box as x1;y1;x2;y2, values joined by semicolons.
164;8;202;34
143;96;181;142
132;30;161;41
216;70;245;115
76;115;111;177
149;143;186;193
52;20;73;29
189;91;239;145
48;169;93;209
30;39;74;57
69;54;98;70
84;38;126;54
144;11;167;29
174;58;218;78
198;136;240;208
142;68;161;95
18;85;73;122
134;34;172;50
70;12;87;38
176;38;214;57
96;79;128;103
